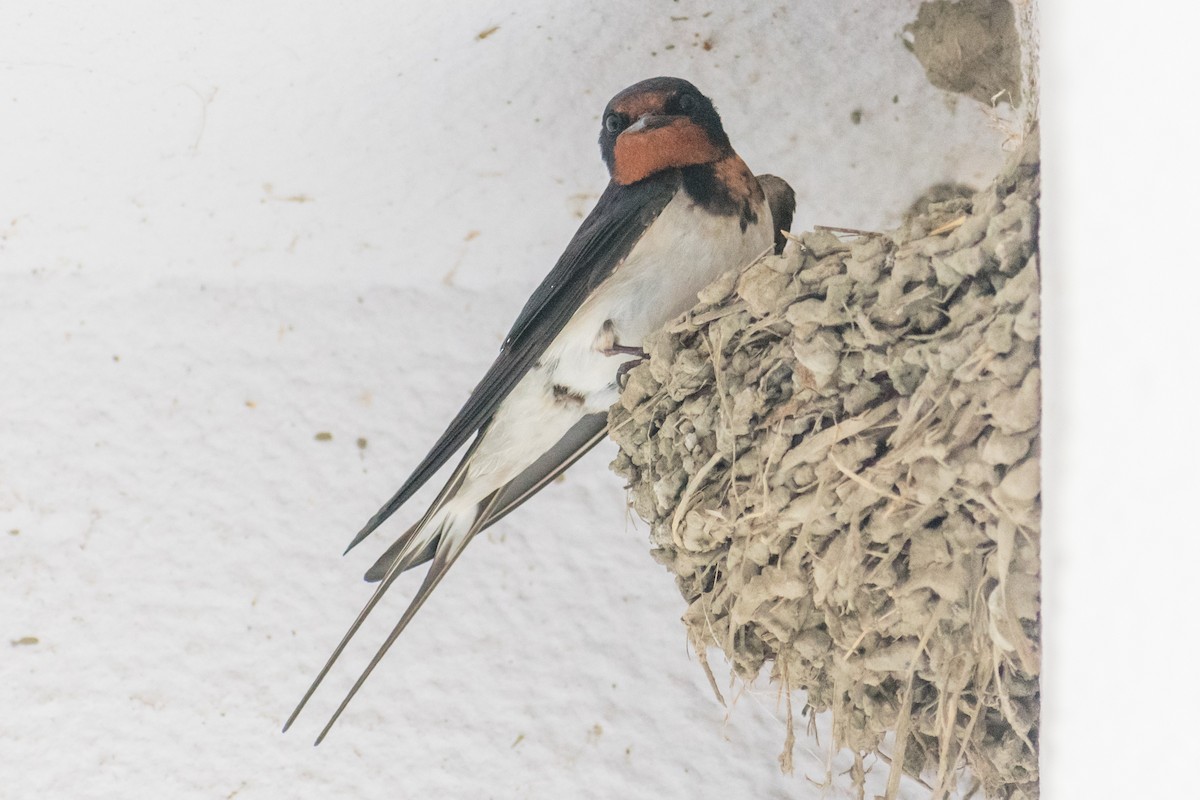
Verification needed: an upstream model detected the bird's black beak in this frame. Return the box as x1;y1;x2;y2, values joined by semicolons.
623;113;679;134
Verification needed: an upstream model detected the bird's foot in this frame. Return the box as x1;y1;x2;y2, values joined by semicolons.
612;349;648;389
603;343;647;359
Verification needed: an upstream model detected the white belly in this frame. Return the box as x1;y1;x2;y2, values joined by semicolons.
545;189;772;400
465;188;772;490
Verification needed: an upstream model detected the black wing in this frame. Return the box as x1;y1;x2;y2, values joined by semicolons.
344;173;680;552
361;410;608;582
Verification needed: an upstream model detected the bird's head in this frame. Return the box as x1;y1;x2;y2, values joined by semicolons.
599;77;732;186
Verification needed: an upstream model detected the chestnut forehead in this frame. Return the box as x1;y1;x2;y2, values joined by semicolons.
609;90;671;119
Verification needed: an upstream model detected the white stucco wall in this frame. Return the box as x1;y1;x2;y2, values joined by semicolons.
3;2;1018;797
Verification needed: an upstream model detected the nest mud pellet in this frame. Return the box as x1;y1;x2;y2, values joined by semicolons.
610;135;1040;799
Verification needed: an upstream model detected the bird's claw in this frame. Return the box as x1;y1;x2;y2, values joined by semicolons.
614;352;648;389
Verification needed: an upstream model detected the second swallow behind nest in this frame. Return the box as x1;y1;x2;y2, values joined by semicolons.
287;76;795;743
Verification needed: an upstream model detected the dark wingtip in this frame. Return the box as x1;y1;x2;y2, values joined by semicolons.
343;528;369;555
343;516;381;555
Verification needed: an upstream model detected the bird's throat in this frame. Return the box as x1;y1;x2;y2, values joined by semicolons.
611;118;724;186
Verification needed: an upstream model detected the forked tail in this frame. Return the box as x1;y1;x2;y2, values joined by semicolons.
283;498;491;744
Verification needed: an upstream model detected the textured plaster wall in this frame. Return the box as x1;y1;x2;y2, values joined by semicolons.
2;2;1012;797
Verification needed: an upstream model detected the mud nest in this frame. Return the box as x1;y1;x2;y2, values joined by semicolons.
610;137;1040;799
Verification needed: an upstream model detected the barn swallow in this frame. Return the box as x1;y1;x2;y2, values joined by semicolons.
286;76;795;743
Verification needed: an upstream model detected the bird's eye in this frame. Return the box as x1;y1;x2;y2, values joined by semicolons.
604;113;623;133
677;94;698;113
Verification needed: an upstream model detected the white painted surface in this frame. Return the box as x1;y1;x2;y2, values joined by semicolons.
1040;3;1200;800
3;2;1012;797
